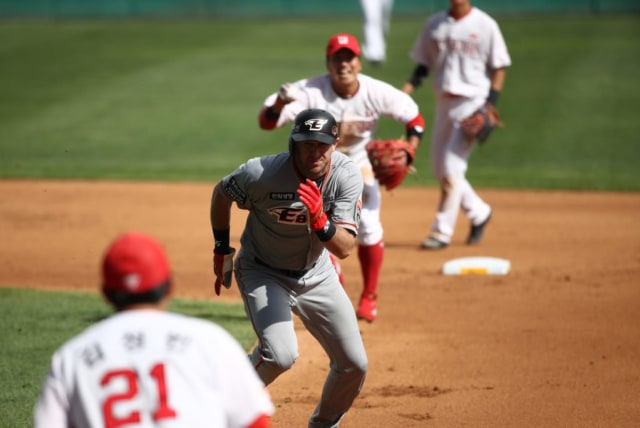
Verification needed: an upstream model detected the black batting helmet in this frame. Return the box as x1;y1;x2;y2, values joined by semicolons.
289;109;339;152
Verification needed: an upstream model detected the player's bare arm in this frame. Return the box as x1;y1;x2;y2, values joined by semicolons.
488;67;507;105
323;226;357;259
210;182;233;233
490;67;506;92
402;64;429;95
210;183;236;295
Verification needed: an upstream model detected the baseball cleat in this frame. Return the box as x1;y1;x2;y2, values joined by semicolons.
467;211;492;245
356;294;377;323
421;236;448;250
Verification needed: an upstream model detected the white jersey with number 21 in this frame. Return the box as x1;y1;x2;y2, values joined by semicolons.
33;310;274;428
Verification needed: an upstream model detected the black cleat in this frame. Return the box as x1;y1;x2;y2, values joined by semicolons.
467;212;492;245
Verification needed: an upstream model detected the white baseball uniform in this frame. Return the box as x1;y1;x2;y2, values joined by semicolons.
261;73;420;247
33;309;274;428
359;0;394;63
408;7;511;243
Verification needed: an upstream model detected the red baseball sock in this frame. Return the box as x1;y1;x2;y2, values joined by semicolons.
358;240;384;298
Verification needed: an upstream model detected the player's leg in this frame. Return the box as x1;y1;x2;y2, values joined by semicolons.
237;261;299;385
360;0;386;63
422;97;455;249
295;271;368;427
460;176;492;244
382;0;394;35
355;167;384;322
453;97;492;243
425;96;492;248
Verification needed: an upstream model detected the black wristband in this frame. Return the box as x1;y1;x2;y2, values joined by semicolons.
315;221;337;242
265;106;280;121
213;228;230;253
487;89;500;105
406;126;424;141
408;64;429;88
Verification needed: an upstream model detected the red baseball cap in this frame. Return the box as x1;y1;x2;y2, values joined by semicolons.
102;232;170;294
326;33;361;57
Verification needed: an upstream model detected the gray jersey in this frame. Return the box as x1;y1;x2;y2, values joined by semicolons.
221;150;362;271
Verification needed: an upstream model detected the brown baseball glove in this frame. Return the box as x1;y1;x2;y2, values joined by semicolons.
461;103;503;144
366;139;416;191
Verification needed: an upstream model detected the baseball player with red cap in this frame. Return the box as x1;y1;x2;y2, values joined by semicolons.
258;33;425;323
33;232;274;428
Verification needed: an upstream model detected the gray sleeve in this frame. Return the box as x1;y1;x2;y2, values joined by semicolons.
327;155;363;235
221;158;262;210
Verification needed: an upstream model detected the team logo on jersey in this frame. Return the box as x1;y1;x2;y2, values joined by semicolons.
268;206;308;225
444;36;480;57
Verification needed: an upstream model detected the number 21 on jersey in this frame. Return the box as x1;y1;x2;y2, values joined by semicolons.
101;362;177;428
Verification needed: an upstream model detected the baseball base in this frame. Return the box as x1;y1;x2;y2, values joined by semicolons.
441;256;510;275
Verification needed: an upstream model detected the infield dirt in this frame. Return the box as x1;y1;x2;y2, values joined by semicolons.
1;180;639;427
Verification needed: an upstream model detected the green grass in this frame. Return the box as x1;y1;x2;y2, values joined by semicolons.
0;15;639;189
0;287;253;427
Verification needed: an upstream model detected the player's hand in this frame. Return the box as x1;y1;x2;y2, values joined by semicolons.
213;247;236;296
297;179;328;231
277;83;297;104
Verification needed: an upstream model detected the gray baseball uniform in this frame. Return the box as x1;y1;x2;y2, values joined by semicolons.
219;150;367;428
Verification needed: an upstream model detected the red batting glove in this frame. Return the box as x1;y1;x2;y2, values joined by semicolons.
297;179;328;231
213;247;236;296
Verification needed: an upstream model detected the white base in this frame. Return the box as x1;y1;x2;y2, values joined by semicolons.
442;256;511;275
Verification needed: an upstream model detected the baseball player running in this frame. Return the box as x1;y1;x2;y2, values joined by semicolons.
210;109;367;428
33;232;274;428
258;33;425;322
402;0;511;249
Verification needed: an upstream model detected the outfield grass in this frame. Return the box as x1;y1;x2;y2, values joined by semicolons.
1;15;639;189
0;287;253;427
